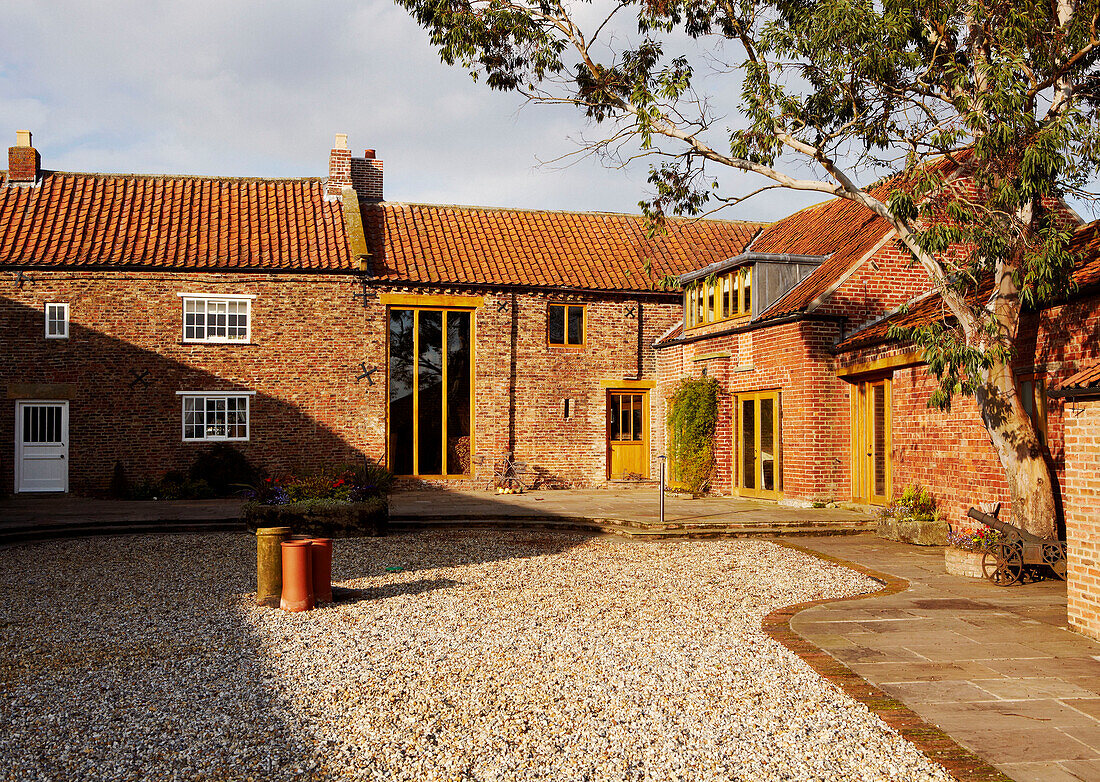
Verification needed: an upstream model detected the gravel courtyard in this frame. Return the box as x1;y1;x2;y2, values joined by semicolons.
0;530;953;782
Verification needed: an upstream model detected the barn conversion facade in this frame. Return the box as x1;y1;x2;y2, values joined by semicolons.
0;132;760;496
6;130;1100;637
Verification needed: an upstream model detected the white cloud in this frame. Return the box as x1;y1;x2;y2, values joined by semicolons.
1;1;1090;221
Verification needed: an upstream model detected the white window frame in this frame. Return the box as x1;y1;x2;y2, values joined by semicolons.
45;302;69;339
177;391;256;442
178;293;255;344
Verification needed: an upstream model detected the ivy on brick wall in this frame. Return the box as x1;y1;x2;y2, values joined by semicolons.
666;377;719;495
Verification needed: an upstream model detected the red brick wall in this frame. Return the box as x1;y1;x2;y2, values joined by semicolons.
838;294;1100;531
655;318;849;502
814;240;932;331
1064;399;1100;641
472;291;678;488
1;272;678;495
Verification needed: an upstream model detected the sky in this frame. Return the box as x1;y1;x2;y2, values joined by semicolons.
1;1;1093;223
0;0;828;222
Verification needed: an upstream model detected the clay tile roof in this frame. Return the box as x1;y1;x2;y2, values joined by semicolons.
363;202;762;293
0;170;352;270
835;220;1100;353
1056;358;1100;393
754;186;895;319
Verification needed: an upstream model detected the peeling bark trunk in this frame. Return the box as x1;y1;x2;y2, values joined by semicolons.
975;356;1058;538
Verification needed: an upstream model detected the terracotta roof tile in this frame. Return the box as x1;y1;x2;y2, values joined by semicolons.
754;185;895;319
836;220;1100;352
1056;358;1100;392
362;202;761;292
0;170;352;270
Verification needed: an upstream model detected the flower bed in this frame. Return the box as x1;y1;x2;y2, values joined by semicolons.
241;463;392;537
243;497;388;538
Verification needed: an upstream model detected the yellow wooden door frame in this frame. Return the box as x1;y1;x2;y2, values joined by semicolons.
386;305;477;478
607;389;650;479
736;390;781;499
851;378;892;505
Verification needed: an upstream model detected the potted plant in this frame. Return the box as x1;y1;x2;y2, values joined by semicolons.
876;484;948;545
945;525;1003;578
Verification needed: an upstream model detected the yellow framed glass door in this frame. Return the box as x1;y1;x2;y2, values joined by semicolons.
852;378;891;505
738;391;780;498
388;307;474;477
608;390;649;479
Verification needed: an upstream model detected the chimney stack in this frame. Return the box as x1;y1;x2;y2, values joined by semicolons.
325;134;383;202
7;130;40;185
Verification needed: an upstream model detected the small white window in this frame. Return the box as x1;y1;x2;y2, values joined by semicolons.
181;296;251;343
45;303;69;339
180;393;251;441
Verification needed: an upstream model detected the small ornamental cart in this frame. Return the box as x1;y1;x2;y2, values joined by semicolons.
967;505;1067;586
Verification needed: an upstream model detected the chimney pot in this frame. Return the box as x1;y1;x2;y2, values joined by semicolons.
334;133;348;151
363;149;376;160
8;130;40;185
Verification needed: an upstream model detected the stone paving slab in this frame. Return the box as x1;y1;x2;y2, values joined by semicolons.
390;487;870;526
788;534;1100;782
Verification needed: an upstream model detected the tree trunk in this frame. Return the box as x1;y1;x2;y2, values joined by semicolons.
975;356;1058;539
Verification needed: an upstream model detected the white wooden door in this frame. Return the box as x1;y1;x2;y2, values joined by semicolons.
15;401;69;493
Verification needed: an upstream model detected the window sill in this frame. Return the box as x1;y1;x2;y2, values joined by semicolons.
183;437;250;443
685;315;750;332
180;341;257;347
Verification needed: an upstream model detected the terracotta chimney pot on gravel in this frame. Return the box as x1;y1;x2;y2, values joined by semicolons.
280;540;314;612
309;538;333;604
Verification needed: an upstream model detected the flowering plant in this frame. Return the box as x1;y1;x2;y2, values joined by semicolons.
245;462;393;506
948;526;1003;552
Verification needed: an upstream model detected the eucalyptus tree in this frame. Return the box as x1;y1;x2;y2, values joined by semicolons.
397;0;1100;535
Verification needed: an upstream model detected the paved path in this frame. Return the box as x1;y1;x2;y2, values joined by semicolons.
0;495;243;527
791;535;1100;782
390;488;869;527
1;489;870;543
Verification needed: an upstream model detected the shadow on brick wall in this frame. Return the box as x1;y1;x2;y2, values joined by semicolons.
1;294;366;496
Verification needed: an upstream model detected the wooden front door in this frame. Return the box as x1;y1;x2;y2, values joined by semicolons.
852;379;892;505
608;390;649;479
737;391;780;498
15;400;69;493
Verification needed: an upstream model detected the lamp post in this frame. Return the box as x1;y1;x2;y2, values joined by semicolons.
657;454;666;525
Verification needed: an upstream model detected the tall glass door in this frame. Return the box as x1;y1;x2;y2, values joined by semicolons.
388;308;473;476
852;378;891;504
738;391;780;498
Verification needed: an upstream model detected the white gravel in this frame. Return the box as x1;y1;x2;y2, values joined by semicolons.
0;530;953;782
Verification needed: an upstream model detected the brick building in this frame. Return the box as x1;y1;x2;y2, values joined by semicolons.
0;132;759;495
653;181;940;502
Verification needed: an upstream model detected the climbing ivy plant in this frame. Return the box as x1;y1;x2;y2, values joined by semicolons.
666;377;719;495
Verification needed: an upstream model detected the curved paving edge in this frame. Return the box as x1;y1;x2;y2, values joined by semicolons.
765;540;1013;782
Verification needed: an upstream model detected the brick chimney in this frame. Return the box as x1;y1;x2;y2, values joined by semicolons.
7;130;40;185
325;134;382;201
351;148;383;201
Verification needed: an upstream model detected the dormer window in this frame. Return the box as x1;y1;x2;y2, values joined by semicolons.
685;267;752;329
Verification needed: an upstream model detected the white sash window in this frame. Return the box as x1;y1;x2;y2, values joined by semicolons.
45;302;69;339
180;295;253;343
179;393;253;441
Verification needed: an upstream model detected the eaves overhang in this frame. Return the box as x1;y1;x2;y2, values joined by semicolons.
677;252;829;286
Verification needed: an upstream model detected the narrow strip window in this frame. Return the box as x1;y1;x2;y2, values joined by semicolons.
182;298;251;342
45;302;69;339
548;304;585;346
181;395;250;441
